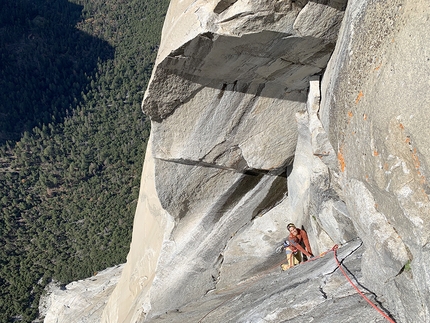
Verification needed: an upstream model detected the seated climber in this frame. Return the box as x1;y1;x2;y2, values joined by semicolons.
278;223;314;271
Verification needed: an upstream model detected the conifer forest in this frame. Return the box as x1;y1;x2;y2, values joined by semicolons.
0;0;169;321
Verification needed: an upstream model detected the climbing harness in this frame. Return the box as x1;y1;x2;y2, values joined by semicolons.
332;245;397;323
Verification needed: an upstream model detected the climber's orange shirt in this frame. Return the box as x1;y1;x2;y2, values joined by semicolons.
288;228;313;256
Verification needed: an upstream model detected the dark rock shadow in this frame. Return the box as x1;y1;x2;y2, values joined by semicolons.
143;30;336;122
144;0;350;119
309;0;348;10
0;0;114;143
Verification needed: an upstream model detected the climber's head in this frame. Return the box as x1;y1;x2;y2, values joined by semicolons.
287;223;298;236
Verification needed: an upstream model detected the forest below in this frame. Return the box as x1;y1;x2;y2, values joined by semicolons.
0;0;169;321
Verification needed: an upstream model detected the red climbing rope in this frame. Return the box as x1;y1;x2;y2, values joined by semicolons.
332;245;396;323
199;244;397;323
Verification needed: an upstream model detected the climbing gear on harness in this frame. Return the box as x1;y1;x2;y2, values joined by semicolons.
275;240;290;254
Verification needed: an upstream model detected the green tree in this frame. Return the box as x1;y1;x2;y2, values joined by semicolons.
0;0;169;320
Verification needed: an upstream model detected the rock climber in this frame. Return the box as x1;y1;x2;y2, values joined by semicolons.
278;223;314;271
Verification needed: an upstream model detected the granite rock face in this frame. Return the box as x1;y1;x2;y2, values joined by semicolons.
41;265;124;323
320;1;430;321
133;240;390;323
101;1;348;321
43;0;430;322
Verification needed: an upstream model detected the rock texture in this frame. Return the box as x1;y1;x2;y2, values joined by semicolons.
101;1;349;322
320;1;430;321
40;265;123;323
43;0;430;322
130;240;390;323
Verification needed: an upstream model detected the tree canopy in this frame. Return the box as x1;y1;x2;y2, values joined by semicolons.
0;0;169;321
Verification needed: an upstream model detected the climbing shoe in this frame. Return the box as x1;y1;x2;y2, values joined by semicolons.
281;264;290;271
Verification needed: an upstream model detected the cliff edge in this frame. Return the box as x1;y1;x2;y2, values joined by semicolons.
44;1;430;322
103;0;430;322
